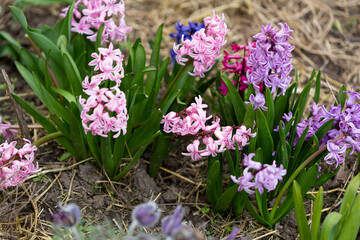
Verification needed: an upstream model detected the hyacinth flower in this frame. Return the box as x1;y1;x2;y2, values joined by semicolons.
0;139;39;190
80;42;128;138
230;153;287;195
161;96;256;161
61;0;132;44
173;11;229;78
219;41;256;95
245;22;294;96
169;20;206;64
276;89;360;168
0;116;18;141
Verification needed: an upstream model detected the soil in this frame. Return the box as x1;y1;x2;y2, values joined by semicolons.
1;0;360;239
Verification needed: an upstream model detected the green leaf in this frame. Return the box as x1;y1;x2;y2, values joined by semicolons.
215;91;234;126
146;24;163;95
214;185;238;213
293;180;312;240
224;149;235;175
278;120;289;168
265;87;275;129
95;24;105;50
66;105;87;158
12;93;56;132
232;192;245;216
314;70;322;103
160;63;193;113
60;2;74;43
243;103;255;129
256;110;274;164
112;133;126;176
9;6;28;30
59;152;72;162
338;193;360;240
62;50;83;96
293;78;313;124
292;125;309;162
244;196;273;228
127;109;162;154
320;212;342;240
255;190;270;221
311;187;323;240
148;132;170;177
337;86;347;109
101;137;114;177
339;173;360;216
207;159;222;206
222;74;246;124
114;131;161;180
51;87;76;104
134;44;146;74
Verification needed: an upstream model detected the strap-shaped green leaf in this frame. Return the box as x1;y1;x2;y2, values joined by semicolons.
320;212;342;240
146;24;163;95
337;86;347;109
62;50;83;96
214;185;238;214
127;109;162;154
265;87;275;129
256;110;274;164
148;132;170;177
338;192;360;240
311;187;323;240
221;74;246;124
244;196;273;228
339;173;360;216
293;180;312;240
206;159;222;206
313;70;322;103
114;131;161;180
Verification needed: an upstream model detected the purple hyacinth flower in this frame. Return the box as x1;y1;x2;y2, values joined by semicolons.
162;205;185;237
132;202;161;228
50;202;82;228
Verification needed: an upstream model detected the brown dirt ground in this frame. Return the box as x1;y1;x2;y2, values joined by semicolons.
0;0;360;239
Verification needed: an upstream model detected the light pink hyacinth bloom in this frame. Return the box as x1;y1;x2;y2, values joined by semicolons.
80;43;128;138
173;11;229;78
0;139;39;190
61;0;131;44
0;116;18;141
161;96;256;161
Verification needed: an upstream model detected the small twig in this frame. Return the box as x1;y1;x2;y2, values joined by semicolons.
1;69;31;140
102;165;131;206
10;124;43;129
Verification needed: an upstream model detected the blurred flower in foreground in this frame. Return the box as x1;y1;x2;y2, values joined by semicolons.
51;202;82;228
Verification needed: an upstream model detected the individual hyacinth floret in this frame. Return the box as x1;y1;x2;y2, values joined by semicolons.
0;116;18;141
161;96;256;160
80;43;128;138
61;0;132;44
173;11;229;78
230;153;286;194
0;139;39;190
246;22;294;96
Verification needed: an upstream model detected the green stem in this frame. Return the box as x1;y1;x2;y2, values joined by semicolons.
156;59;193;108
269;134;345;220
32;132;64;147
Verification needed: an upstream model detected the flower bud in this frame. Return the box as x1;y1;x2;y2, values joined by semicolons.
162;205;185;237
50;202;81;228
132;201;161;228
